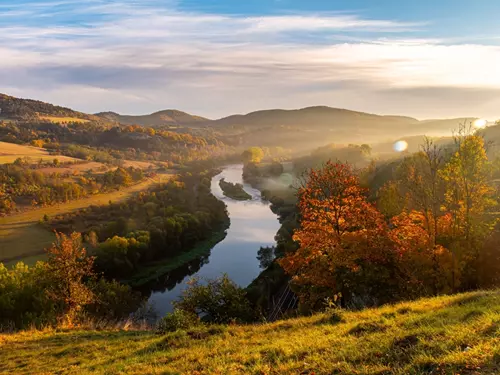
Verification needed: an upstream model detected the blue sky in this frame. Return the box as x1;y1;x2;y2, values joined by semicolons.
1;0;499;119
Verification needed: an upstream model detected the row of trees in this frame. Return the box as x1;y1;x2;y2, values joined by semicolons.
0;161;145;214
280;126;499;310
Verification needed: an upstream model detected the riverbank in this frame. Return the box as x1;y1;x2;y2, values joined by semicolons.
124;226;229;288
144;164;281;317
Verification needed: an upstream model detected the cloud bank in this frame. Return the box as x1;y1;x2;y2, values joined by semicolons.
0;0;499;119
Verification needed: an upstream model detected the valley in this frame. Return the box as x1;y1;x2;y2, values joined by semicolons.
1;93;499;374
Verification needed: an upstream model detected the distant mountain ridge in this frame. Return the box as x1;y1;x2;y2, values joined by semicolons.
95;110;209;127
0;93;481;149
0;93;97;121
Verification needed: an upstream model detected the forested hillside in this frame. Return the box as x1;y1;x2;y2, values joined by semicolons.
0;93;98;122
96;110;209;128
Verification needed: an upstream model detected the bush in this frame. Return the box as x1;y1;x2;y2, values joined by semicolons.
86;279;142;321
174;274;256;324
155;309;199;334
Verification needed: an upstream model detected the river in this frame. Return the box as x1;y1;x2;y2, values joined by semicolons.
146;164;280;317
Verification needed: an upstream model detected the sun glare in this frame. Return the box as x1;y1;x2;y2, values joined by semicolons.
393;140;408;152
474;119;487;129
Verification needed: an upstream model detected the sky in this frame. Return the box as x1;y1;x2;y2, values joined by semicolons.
1;0;500;120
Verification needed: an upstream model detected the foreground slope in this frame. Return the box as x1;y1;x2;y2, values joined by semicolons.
1;290;499;374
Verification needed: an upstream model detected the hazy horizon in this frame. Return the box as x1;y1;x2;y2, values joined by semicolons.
1;0;500;120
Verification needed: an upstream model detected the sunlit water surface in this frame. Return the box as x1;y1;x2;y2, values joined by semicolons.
146;164;280;317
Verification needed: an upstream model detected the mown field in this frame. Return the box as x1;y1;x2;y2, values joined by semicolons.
1;290;499;374
0;141;77;164
37;115;90;124
0;175;173;264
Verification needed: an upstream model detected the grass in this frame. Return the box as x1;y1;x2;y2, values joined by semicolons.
36;161;108;175
0;141;77;164
0;176;172;263
125;227;228;287
1;290;499;374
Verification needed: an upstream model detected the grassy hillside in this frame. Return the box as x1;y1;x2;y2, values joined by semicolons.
0;141;78;164
1;290;499;374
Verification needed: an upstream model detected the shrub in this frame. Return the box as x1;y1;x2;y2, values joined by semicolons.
174;274;256;324
155;309;199;334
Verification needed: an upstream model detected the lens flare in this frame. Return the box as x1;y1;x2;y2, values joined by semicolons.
474;119;487;129
393;140;408;152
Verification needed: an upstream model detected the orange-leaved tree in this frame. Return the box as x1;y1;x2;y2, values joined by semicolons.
46;232;95;326
279;161;400;309
389;210;454;297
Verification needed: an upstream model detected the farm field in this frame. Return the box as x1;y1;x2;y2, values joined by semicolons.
37;115;89;124
122;160;157;169
0;141;77;164
0;174;173;264
36;161;109;175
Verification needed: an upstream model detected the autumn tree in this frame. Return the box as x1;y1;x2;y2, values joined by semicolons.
396;137;446;246
440;123;496;289
389;210;454;296
46;232;95;326
242;147;264;164
280;161;400;309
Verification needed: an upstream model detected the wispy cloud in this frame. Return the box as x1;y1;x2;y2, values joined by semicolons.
0;0;499;119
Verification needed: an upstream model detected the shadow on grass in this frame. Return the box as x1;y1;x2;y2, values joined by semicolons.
28;330;149;347
133;325;227;356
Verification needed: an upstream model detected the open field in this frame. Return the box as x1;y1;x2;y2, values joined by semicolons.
0;141;77;164
37;115;89;124
1;290;499;374
122;160;157;169
36;161;109;175
0;174;173;263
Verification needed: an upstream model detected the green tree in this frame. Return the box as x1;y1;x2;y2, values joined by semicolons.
440;124;495;289
174;274;255;323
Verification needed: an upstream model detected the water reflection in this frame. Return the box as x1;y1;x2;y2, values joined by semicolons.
144;165;280;317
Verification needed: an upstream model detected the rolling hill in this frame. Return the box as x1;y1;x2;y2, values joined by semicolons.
1;290;498;374
208;107;473;150
95;110;209;127
0;93;486;150
0;93;99;123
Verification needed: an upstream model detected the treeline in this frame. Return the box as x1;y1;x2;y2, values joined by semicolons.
279;126;500;311
0;160;145;214
48;169;229;279
0;118;232;166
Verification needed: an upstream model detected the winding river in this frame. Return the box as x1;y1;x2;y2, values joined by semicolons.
146;164;280;317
